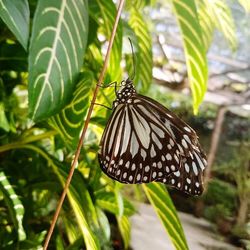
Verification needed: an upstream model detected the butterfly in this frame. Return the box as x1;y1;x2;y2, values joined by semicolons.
98;78;207;195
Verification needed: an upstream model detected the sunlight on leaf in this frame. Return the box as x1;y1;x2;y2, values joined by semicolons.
94;0;123;82
172;0;208;114
199;0;237;50
117;215;131;249
96;191;136;216
49;71;94;150
129;8;153;93
238;0;250;12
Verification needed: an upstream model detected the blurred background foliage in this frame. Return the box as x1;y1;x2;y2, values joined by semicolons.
0;0;250;249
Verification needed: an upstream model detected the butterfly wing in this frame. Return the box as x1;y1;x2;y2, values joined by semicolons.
98;101;182;183
135;94;207;195
161;145;206;195
99;92;207;195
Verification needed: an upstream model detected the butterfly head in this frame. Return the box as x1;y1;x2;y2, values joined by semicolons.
113;78;136;107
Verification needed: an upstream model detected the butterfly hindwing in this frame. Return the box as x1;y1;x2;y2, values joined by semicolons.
135;95;207;195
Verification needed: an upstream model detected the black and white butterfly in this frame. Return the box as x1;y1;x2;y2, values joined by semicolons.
98;78;207;195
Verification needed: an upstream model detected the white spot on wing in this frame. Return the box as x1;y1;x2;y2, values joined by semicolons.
184;126;192;132
184;134;192;144
141;149;147;160
185;163;190;173
174;171;180;177
157;162;162;169
152;132;162;149
192;162;198;175
131;164;136;171
150;145;156;157
166;153;172;161
182;139;188;149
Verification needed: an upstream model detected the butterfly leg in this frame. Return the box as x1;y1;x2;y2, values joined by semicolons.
92;102;112;110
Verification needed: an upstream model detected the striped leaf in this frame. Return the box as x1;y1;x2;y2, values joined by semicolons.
49;71;94;150
0;0;29;50
129;8;153;93
198;0;237;50
52;162;100;250
0;171;26;241
172;0;208;114
143;183;188;250
28;0;88;121
94;0;123;81
15;144;100;250
197;1;214;51
96;208;111;241
238;0;250;12
117;215;131;249
95;191;136;216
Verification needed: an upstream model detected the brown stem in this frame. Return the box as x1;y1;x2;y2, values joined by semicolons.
203;106;227;190
43;0;125;248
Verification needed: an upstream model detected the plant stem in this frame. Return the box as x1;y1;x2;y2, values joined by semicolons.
43;0;125;249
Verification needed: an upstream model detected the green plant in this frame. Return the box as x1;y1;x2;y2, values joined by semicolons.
203;178;237;214
0;0;248;249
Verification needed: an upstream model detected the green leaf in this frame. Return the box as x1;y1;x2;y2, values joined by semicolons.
96;191;136;216
14;144;100;250
129;8;153;92
143;183;188;250
49;71;94;150
200;0;237;50
96;208;111;241
28;0;88;121
53;164;100;250
197;1;214;51
0;102;10;132
95;0;123;81
0;171;26;241
0;0;29;50
115;182;124;217
172;0;208;114
67;194;100;250
117;215;131;250
238;0;250;12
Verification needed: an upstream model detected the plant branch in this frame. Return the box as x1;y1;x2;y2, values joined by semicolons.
43;0;125;249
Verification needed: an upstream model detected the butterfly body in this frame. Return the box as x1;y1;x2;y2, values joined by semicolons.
99;78;207;195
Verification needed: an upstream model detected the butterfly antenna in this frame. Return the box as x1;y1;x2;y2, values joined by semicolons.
128;37;136;80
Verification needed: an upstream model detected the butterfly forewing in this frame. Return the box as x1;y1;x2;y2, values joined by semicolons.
98;78;207;195
99;103;181;183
